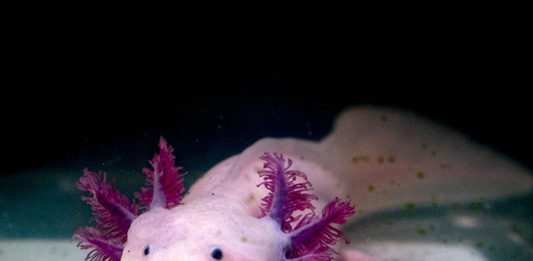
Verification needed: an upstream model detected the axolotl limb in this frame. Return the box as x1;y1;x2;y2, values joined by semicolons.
74;107;533;261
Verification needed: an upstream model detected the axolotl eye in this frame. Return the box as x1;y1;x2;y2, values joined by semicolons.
210;248;223;260
144;245;150;256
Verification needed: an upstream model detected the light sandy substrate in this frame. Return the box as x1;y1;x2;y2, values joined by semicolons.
0;239;487;261
354;241;486;261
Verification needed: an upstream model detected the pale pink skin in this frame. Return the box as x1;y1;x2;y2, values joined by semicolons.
121;107;533;261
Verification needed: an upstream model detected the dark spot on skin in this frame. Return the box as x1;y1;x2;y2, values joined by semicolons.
378;156;384;164
440;163;452;170
388;156;395;163
450;203;460;211
417;172;425;179
417;225;435;236
405;203;416;214
246;193;255;202
211;248;223;259
380;114;388;121
368;185;375;192
421;143;428;150
352;156;369;163
469;202;485;211
417;228;427;235
144;245;150;256
211;192;215;196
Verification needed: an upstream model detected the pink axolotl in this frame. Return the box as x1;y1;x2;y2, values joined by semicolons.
73;107;533;261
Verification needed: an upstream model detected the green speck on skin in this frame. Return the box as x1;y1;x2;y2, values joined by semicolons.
417;228;427;235
450;203;460;211
352;157;359;163
368;185;375;192
476;242;484;248
241;236;248;242
245;193;255;203
405;203;416;213
416;172;425;179
388;156;395;163
469;202;485;211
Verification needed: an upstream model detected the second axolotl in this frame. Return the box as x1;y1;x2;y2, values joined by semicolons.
74;107;533;261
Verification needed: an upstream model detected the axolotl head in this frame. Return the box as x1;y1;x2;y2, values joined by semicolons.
122;199;287;260
74;138;354;261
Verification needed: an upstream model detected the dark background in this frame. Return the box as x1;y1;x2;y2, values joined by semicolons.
1;16;531;177
0;10;532;243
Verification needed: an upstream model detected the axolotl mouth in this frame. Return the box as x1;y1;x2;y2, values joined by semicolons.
74;137;354;261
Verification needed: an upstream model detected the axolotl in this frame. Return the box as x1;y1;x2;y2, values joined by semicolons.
74;107;533;261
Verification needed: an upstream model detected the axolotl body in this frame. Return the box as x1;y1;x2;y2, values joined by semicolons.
74;107;533;261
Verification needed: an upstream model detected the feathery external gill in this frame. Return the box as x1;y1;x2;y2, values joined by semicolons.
76;169;138;243
257;152;318;232
75;137;185;261
257;153;355;260
136;137;185;211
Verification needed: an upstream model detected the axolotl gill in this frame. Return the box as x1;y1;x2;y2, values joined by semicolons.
74;107;533;261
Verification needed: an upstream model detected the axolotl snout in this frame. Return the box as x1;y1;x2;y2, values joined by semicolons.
74;107;533;261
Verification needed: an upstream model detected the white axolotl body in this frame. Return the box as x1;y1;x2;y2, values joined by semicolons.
76;107;533;261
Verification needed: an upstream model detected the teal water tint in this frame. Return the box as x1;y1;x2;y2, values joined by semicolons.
0;166;202;239
345;191;533;261
0;136;224;239
3;165;531;261
1;137;531;260
0;168;102;239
